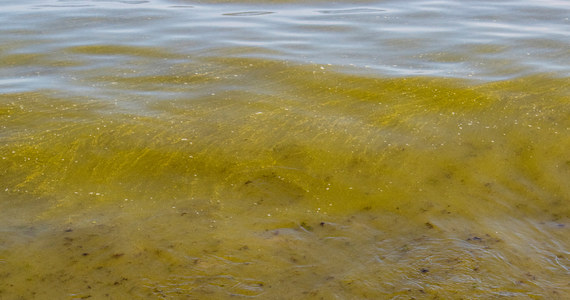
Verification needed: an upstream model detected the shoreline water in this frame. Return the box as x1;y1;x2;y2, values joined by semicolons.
1;0;569;298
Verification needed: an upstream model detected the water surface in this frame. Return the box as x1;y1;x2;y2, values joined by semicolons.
1;0;569;298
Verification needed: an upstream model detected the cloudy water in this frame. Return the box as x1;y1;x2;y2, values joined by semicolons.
1;0;569;298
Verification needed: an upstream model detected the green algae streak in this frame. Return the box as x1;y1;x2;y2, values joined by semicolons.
1;60;569;298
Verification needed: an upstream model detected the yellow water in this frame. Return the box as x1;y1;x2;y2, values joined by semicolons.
2;65;568;298
1;0;569;299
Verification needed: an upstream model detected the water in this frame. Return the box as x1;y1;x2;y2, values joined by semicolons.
1;0;569;298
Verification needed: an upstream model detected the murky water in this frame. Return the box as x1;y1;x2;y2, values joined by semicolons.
1;0;569;298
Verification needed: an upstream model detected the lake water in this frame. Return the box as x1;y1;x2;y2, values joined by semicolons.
1;0;569;298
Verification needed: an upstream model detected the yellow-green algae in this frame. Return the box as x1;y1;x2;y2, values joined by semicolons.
0;65;569;298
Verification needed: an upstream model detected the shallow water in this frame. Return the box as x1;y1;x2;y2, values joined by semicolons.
1;0;569;299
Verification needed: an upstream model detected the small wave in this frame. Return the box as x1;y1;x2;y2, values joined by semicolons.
34;4;95;8
93;0;149;4
223;11;275;17
317;8;386;15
